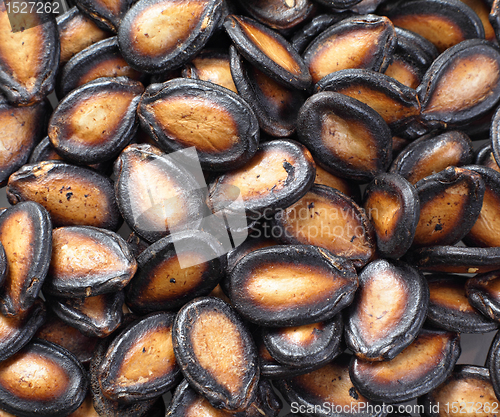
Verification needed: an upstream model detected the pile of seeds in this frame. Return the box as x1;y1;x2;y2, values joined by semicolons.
2;0;500;415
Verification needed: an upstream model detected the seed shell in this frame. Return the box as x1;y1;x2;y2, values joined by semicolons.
384;27;439;89
380;0;485;53
490;105;500;167
90;331;160;416
0;299;46;362
418;39;500;128
234;0;314;31
0;202;52;317
173;296;259;411
315;69;421;134
406;246;500;274
207;139;316;218
28;137;110;174
303;14;396;85
0;339;88;417
364;173;420;259
290;13;351;55
182;48;237;93
43;226;137;297
466;269;500;323
74;0;134;32
114;143;206;243
272;184;375;268
314;165;361;201
138;78;260;171
229;245;358;327
491;0;500;44
0;98;50;187
7;160;122;230
166;378;282;417
257;333;321;380
487;329;500;400
419;365;498;417
58;37;145;98
274;353;385;417
224;14;311;90
229;46;305;138
35;310;100;364
97;311;180;403
117;0;224;73
46;291;124;338
350;329;461;403
0;2;59;106
297;91;392;182
426;274;498;333
261;314;343;368
345;260;429;362
56;6;112;67
125;230;226;314
476;143;500;173
464;0;496;41
461;165;500;247
49;76;144;165
412;167;484;247
389;130;474;184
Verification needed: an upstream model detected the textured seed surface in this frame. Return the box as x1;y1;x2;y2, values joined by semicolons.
98;312;179;403
208;139;315;215
304;15;395;84
173;297;259;411
419;40;500;126
274;185;374;268
350;330;460;402
413;167;484;247
0;2;58;105
7;161;121;230
421;366;497;417
0;202;51;317
297;92;391;182
0;100;48;186
390;131;474;184
224;14;311;90
191;311;246;394
0;351;68;400
186;52;237;93
57;8;111;65
45;226;136;297
146;96;238;152
346;260;428;361
274;354;377;413
230;245;358;326
0;340;87;416
231;16;301;76
129;0;205;57
114;144;205;242
424;55;500;114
